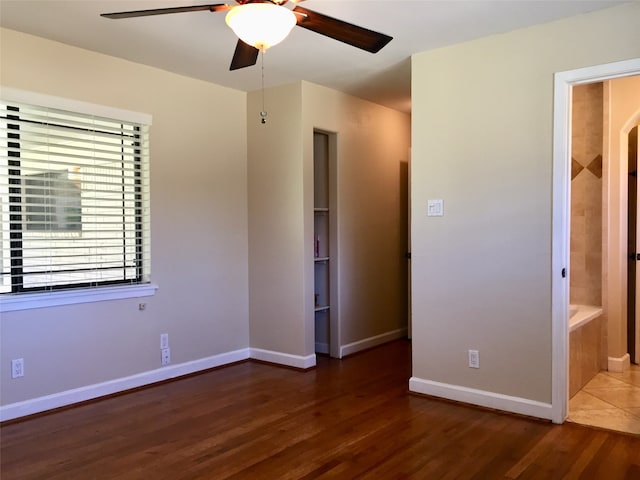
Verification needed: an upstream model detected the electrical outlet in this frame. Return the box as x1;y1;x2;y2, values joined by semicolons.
161;348;171;366
468;350;480;369
160;333;169;350
11;358;24;378
138;303;146;311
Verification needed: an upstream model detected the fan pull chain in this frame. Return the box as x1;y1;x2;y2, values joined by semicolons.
260;50;267;125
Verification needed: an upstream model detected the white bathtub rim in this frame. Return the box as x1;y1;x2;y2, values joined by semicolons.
568;304;603;332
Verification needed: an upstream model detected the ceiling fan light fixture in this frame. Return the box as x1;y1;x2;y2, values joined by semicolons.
225;3;296;52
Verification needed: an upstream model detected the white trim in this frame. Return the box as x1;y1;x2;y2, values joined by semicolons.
554;59;640;86
551;68;572;425
551;58;640;425
608;353;631;373
339;327;407;358
409;377;553;421
315;342;329;355
0;86;152;125
250;348;316;369
0;348;250;422
0;283;159;312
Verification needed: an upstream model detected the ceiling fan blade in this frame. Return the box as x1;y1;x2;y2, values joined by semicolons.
230;40;260;71
293;6;392;54
101;4;231;19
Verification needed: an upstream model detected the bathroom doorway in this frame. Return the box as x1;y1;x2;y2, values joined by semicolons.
551;59;640;426
558;70;640;434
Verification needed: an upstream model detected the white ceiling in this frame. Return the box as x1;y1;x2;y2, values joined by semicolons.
0;0;627;113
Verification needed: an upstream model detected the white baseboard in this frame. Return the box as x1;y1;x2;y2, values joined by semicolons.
0;348;250;422
315;342;329;355
250;348;316;369
409;376;553;421
339;327;407;358
608;353;631;373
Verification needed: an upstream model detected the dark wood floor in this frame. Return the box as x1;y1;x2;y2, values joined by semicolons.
1;340;639;479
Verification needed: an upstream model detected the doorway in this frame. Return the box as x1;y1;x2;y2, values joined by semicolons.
313;130;340;357
628;125;639;364
565;80;640;434
551;58;640;425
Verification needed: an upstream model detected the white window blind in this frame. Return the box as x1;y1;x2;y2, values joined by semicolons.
0;97;150;294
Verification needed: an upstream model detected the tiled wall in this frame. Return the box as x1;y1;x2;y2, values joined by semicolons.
571;83;603;307
569;83;608;385
569;315;603;397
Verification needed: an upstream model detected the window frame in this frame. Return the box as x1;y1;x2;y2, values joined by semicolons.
0;87;156;311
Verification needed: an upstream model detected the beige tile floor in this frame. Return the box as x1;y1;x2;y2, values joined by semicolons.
568;364;640;435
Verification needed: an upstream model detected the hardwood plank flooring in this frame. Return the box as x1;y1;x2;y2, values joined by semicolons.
1;340;639;479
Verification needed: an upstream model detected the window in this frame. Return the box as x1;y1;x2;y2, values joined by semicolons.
25;171;82;232
0;91;151;297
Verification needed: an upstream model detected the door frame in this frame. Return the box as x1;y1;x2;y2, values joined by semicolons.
631;125;640;365
636;128;640;364
551;59;640;423
551;58;640;424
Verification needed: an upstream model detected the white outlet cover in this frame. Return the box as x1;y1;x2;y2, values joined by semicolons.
161;348;171;366
160;333;169;350
11;358;24;378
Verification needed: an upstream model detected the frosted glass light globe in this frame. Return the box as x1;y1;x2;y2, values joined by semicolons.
226;4;297;52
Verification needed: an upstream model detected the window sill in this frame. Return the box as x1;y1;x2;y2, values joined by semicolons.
0;284;159;313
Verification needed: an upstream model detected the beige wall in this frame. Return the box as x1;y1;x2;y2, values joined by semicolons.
0;29;249;405
302;83;411;350
411;3;640;404
247;81;410;357
247;83;307;356
603;74;640;361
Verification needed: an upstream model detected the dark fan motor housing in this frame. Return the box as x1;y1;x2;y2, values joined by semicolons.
101;1;393;71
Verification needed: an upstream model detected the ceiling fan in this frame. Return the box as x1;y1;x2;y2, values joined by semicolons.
101;1;393;71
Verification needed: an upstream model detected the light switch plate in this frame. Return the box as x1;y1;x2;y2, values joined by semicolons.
427;199;444;217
